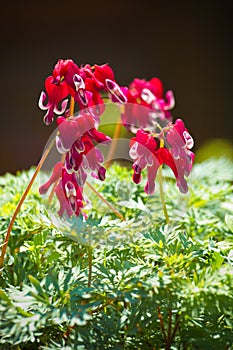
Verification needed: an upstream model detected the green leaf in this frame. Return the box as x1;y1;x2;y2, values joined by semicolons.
225;214;233;232
0;289;13;305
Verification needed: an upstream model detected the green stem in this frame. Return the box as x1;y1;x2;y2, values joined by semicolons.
0;138;55;268
170;314;180;343
158;166;170;224
87;246;93;288
91;297;117;314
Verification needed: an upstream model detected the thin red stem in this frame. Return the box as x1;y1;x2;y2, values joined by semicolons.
86;181;124;221
158;306;167;342
0;139;54;268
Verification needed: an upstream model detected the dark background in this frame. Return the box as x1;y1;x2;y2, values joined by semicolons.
0;0;232;175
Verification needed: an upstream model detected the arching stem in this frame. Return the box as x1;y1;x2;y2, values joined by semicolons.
86;181;124;221
0;138;55;268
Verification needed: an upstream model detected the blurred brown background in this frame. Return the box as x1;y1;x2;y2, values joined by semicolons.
0;0;232;175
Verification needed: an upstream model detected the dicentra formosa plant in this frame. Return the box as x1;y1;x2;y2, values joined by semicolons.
0;58;194;267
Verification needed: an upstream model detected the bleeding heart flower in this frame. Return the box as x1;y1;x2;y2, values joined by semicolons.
129;118;194;195
122;77;175;132
38;76;69;125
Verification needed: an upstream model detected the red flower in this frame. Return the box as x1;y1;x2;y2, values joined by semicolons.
165;119;195;193
93;64;128;104
122;77;175;132
38;76;69;125
129;119;194;194
39;108;111;218
39;161;63;195
60;167;84;217
55;113;110;186
39;60;128;125
39;161;85;217
52;59;89;106
130;129;178;194
94;64;115;85
84;77;105;117
39;59;81;125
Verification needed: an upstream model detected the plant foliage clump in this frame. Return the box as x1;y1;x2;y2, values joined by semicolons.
0;157;233;350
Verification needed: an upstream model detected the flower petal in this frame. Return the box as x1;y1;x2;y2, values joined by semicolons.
38;91;49;110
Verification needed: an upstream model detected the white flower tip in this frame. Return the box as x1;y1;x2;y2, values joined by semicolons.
129;142;139;159
65;181;77;198
183;131;194;149
43;112;53;125
106;79;127;104
73;74;85;90
38;91;48;110
54;99;68;115
56;135;69;154
141;88;156;104
164;90;175;110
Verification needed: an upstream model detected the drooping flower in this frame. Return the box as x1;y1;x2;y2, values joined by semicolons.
93;64;128;104
39;109;111;218
84;77;105;118
39;59;128;125
39;59;89;125
52;59;89;107
60;167;85;217
122;77;175;132
39;59;129;218
39;161;85;217
39;161;63;195
129;119;194;195
55;113;110;184
38;76;70;125
38;59;195;221
165;119;195;193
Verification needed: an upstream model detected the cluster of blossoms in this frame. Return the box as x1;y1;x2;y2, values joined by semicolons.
122;77;174;131
121;77;194;195
129;119;194;195
39;59;127;125
39;59;194;218
39;59;127;217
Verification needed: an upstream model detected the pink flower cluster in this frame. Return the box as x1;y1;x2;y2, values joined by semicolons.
39;59;127;217
125;77;194;195
39;58;194;218
122;77;175;131
129;120;194;195
39;59;127;125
